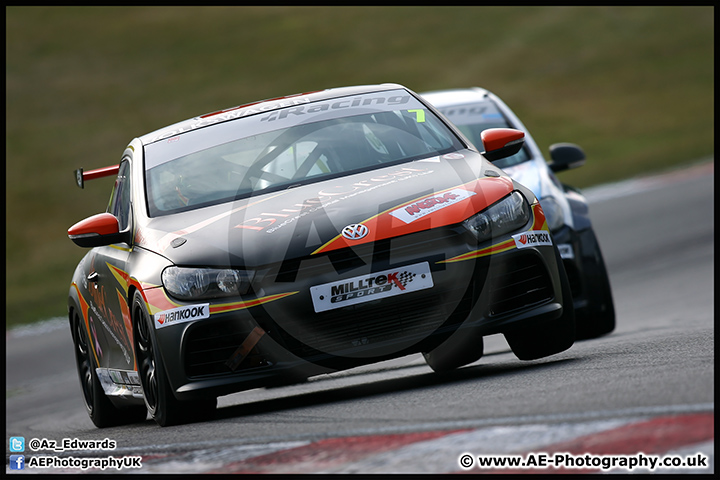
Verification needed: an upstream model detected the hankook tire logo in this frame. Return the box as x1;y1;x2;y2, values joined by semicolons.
342;224;369;240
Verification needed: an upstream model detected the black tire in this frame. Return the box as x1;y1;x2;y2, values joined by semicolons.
505;246;576;360
575;228;615;339
70;310;147;428
423;329;484;373
131;291;216;426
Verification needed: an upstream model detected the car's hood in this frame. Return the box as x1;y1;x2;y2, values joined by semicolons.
137;151;516;268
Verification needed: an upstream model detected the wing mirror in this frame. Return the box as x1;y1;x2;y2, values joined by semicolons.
68;213;128;248
481;128;525;161
548;143;586;173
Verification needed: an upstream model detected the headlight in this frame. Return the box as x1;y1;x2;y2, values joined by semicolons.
463;191;530;243
539;196;564;231
162;267;254;300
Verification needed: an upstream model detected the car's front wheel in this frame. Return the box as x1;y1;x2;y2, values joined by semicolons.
422;328;484;372
70;309;147;428
131;291;216;426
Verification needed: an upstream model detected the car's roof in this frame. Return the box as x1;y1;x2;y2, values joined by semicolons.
140;83;407;145
420;87;492;106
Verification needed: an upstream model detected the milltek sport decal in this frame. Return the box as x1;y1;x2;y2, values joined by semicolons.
310;262;434;313
512;230;553;248
390;188;476;224
154;303;210;329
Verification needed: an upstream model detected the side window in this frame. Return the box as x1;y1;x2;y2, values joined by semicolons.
107;160;132;232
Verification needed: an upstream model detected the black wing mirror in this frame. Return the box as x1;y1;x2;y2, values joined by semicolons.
548;143;586;173
68;213;129;248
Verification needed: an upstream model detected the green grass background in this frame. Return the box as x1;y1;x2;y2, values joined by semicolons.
6;6;714;328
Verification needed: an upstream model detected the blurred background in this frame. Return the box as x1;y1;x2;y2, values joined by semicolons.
6;6;713;328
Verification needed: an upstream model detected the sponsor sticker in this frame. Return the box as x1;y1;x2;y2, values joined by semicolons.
390;188;476;224
512;230;553;249
127;371;141;385
557;243;574;260
108;370;124;384
310;262;434;313
154;303;210;329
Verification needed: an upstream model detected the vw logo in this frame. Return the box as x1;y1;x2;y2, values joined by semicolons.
342;223;369;240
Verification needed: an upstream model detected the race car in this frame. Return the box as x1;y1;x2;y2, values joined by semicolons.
421;88;615;340
67;83;575;427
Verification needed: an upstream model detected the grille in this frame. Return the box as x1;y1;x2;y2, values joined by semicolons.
184;321;270;378
487;252;554;316
287;291;457;356
272;226;472;357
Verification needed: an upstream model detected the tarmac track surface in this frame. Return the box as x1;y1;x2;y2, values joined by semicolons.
6;160;714;474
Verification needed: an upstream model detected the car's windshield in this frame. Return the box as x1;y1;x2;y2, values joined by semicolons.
144;89;464;216
435;101;530;170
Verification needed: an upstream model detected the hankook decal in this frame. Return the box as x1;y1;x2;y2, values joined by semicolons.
154;303;210;329
513;230;553;248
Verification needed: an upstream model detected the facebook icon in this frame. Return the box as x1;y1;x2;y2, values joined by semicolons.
9;455;25;470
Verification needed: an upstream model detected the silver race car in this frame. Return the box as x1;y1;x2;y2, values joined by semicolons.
422;87;615;340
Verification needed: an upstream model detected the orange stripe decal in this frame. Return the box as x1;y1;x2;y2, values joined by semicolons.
210;291;299;314
142;289;298;317
439;238;517;264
